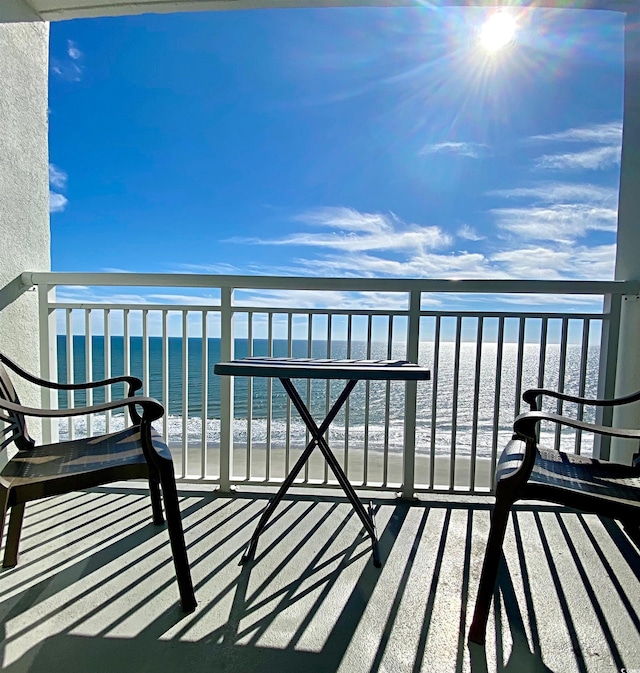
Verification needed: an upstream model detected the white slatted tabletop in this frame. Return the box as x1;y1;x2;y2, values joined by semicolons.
214;357;430;381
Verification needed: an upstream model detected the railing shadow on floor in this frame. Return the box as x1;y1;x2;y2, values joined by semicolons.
0;488;637;673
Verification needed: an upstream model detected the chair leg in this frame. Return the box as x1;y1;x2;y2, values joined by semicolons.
468;494;514;645
3;503;25;568
149;479;164;525
0;488;9;565
158;468;197;613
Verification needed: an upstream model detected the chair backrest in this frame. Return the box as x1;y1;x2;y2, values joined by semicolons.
0;357;34;451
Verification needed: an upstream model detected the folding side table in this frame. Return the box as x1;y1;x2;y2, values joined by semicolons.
213;357;431;567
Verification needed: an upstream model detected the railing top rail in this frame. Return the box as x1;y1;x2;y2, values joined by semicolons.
22;272;640;296
50;301;606;321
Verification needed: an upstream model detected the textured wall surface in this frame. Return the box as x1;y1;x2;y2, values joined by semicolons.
0;21;50;419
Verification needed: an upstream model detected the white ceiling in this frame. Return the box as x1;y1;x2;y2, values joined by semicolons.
9;0;640;23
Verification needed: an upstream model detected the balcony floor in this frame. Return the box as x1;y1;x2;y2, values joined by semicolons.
0;485;638;673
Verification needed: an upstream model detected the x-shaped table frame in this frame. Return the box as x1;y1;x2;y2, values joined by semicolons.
242;376;381;566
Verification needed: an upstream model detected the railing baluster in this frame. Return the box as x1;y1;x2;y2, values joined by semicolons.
124;309;131;430
555;318;569;452
514;317;526;416
343;316;356;475
104;308;111;434
266;312;273;482
219;286;234;492
304;314;313;482
449;315;462;491
247;312;254;480
490;317;505;492
575;318;590;455
85;309;93;438
65;309;74;441
181;310;189;479
201;311;209;478
324;314;332;484
285;313;293;475
160;309;167;440
538;317;548;389
469;317;483;493
429;316;441;490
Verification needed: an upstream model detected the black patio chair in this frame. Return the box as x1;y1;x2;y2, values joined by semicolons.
0;351;196;613
468;386;640;644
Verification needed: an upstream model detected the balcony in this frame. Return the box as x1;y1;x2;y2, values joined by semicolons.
0;272;637;672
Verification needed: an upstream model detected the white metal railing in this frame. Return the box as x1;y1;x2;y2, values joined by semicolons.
21;272;639;496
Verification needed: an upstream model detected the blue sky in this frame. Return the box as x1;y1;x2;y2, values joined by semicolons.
48;6;625;313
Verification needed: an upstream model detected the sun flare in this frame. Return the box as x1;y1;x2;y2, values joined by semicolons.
479;12;517;53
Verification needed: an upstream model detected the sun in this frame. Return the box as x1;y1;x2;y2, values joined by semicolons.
478;11;518;53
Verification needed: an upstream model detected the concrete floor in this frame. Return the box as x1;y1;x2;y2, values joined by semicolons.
0;485;638;673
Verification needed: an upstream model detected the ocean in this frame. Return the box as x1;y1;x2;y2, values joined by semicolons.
56;335;600;458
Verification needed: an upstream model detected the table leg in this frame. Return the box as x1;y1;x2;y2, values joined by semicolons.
241;378;358;564
281;379;381;568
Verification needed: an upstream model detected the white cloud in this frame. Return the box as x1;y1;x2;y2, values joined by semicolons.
147;294;221;306
419;141;488;159
67;40;82;60
48;163;68;213
50;41;83;81
234;288;408;311
48;164;67;189
492;244;616;280
178;262;256;274
227;207;452;253
535;146;620;171
529;121;622;145
492;204;617;242
488;183;617;207
49;191;68;213
457;224;484;241
528;120;622;172
297;249;504;280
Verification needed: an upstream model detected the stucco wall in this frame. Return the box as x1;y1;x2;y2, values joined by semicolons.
0;21;50;419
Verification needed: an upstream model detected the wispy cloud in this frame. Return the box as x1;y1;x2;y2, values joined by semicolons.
492;204;617;242
530;120;622;172
67;40;82;60
296;250;502;280
457;224;484;241
488;182;617;207
178;262;248;274
529;121;621;145
48;164;67;189
419;141;488;159
535;146;620;171
492;244;616;280
234;288;410;311
51;40;83;81
49;192;68;213
226;207;452;253
48;163;68;213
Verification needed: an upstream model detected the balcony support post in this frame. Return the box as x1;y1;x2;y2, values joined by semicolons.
611;12;640;465
218;286;235;491
594;293;621;460
37;284;58;444
401;290;421;499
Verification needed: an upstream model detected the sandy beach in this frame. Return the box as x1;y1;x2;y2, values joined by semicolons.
169;443;494;492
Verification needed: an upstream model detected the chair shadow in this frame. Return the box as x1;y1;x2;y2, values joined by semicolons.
468;510;640;673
